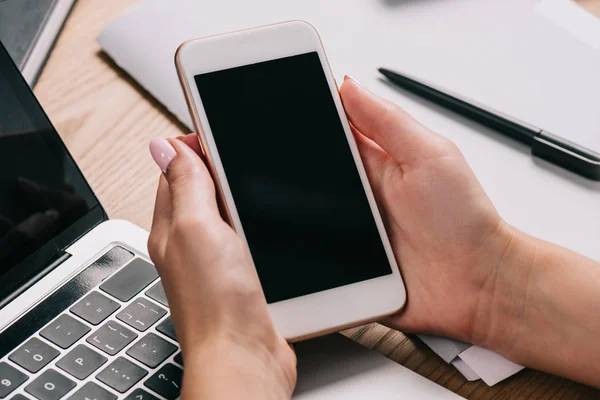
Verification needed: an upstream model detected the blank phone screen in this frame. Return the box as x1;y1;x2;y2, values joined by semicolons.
194;51;392;303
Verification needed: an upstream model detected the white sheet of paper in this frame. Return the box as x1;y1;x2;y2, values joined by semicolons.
418;335;525;385
98;0;600;155
458;346;525;386
294;335;464;399
536;0;600;49
417;335;471;364
451;357;480;382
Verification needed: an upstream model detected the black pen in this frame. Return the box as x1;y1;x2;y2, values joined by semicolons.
378;67;600;181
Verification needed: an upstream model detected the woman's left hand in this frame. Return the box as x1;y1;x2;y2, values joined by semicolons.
147;135;296;400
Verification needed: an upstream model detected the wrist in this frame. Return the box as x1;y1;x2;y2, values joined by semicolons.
181;335;296;400
470;225;600;387
470;222;538;355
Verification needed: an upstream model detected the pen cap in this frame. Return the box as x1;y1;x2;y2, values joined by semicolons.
532;131;600;181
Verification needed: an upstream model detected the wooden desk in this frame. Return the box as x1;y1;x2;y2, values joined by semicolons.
33;1;599;398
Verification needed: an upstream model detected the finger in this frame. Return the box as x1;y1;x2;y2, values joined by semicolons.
176;134;202;155
351;128;395;224
149;137;220;222
351;124;390;194
149;174;172;257
340;76;448;167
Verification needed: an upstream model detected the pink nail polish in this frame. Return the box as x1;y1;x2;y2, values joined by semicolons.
149;137;177;173
344;75;361;85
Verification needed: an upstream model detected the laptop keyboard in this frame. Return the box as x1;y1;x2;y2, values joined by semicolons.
0;246;184;400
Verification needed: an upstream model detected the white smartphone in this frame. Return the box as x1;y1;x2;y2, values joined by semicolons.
175;21;406;341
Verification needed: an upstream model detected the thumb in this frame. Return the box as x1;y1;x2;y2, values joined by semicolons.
340;76;448;167
149;137;220;223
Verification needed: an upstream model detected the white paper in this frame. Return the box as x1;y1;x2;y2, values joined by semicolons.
536;0;600;49
451;357;480;382
458;346;525;386
418;335;524;385
417;335;471;364
98;0;600;154
293;335;464;399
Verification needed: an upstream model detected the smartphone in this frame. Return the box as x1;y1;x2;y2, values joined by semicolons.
175;21;406;341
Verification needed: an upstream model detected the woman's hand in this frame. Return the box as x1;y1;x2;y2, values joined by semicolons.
147;135;296;400
340;77;513;344
341;77;600;388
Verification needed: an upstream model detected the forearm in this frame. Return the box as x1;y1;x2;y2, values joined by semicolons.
476;224;600;387
181;339;294;400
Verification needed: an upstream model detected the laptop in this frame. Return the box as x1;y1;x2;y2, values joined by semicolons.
0;41;463;400
0;38;180;400
0;0;77;86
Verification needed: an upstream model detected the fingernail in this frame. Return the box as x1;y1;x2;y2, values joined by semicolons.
149;137;177;173
344;75;361;85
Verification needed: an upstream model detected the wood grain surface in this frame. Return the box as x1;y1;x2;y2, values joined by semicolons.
33;1;600;398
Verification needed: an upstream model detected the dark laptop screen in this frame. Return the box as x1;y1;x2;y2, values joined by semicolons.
0;43;99;284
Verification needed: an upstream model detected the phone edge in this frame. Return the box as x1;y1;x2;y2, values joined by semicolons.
174;21;407;342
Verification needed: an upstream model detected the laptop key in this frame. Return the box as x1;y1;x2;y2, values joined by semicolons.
70;292;120;326
123;388;159;400
86;322;137;356
0;248;133;363
10;394;30;400
173;352;183;366
24;369;75;400
67;382;116;400
126;333;177;368
9;338;60;373
40;315;90;349
145;282;168;307
100;259;158;302
116;298;166;332
0;362;28;398
144;364;182;400
96;357;147;393
56;345;107;380
156;317;177;341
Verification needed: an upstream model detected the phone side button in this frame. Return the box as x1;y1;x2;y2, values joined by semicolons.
195;136;206;157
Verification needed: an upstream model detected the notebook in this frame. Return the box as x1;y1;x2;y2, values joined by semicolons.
0;0;77;85
98;0;600;155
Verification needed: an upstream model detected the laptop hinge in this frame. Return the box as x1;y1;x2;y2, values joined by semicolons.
0;249;71;310
0;206;106;310
27;251;73;291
